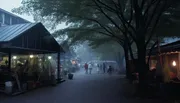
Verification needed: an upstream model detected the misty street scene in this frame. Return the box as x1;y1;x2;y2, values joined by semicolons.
0;0;180;103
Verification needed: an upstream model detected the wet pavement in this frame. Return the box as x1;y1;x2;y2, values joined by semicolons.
0;72;166;103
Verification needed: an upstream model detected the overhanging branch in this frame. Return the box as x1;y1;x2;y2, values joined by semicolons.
145;0;168;46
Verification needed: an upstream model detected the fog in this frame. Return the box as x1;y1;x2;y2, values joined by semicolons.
74;42;99;63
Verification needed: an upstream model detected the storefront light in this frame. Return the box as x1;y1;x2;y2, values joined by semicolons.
48;56;52;60
172;61;177;67
13;56;17;59
30;55;34;58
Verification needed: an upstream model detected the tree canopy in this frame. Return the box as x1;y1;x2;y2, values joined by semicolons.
13;0;180;50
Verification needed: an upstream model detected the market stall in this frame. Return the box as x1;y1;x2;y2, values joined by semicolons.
0;23;64;95
150;40;180;83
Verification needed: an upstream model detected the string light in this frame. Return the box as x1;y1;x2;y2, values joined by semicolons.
13;56;17;59
30;55;34;58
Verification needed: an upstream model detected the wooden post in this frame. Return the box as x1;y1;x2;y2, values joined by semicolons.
177;53;180;79
8;51;11;72
57;53;60;81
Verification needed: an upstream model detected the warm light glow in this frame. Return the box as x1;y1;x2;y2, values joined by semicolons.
30;55;34;58
72;60;76;64
13;56;17;59
172;61;177;67
48;56;52;60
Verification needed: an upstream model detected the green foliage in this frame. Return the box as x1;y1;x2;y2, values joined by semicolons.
13;0;111;28
88;37;114;49
13;0;126;47
13;0;180;45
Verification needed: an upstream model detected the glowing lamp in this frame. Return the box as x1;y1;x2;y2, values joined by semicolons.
30;55;34;58
13;56;17;59
48;56;52;60
172;61;177;67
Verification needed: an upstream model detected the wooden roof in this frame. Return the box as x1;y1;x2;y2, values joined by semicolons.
0;23;64;54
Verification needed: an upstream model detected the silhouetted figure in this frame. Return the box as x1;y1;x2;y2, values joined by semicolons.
84;63;88;74
97;64;100;74
107;66;113;75
5;60;8;66
103;63;106;73
148;68;156;83
88;63;92;74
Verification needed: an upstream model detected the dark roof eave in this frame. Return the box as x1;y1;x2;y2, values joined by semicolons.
1;46;59;54
37;23;65;53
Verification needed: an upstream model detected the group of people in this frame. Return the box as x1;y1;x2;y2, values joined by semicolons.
84;63;93;74
84;62;114;75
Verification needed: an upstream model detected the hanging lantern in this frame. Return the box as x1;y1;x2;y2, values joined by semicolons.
172;61;177;67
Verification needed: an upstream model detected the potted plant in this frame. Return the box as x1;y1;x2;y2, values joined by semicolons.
68;67;73;80
68;72;73;80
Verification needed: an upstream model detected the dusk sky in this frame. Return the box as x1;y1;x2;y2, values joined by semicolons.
0;0;34;22
0;0;67;30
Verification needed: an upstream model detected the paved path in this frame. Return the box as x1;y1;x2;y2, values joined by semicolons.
0;73;164;103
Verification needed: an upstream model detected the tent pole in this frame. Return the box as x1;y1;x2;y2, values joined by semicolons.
57;53;60;81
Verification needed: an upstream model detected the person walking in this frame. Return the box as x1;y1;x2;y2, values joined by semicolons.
88;63;93;74
103;63;106;73
107;65;113;75
84;63;88;74
100;64;103;73
97;64;100;74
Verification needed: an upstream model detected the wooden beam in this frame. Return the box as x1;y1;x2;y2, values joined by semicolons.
177;53;180;79
8;50;11;72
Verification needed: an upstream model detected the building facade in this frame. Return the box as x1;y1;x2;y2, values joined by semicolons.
0;8;30;26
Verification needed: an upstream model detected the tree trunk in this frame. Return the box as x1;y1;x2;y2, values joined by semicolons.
123;43;130;79
147;41;158;66
136;41;149;95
